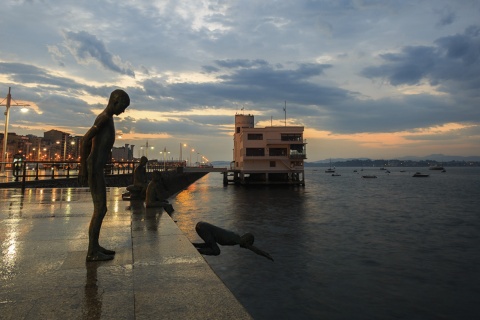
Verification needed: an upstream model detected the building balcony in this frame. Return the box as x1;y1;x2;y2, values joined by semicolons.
289;153;307;159
266;139;306;144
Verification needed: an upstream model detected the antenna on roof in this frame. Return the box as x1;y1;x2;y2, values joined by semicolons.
283;101;287;126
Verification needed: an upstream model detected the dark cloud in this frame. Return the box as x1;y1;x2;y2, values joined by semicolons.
214;59;269;69
361;26;480;98
62;30;135;77
436;7;456;27
201;65;220;73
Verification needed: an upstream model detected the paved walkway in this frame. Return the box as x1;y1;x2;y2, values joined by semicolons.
0;187;251;320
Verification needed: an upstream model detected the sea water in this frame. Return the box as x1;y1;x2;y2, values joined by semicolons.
171;167;480;319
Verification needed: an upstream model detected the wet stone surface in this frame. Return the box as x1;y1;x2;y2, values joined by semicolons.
0;187;251;320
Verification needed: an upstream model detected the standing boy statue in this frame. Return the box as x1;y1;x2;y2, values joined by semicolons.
79;89;130;261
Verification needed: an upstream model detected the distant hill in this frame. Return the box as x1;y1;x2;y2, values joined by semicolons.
210;161;231;167
308;154;480;163
211;155;480;167
395;154;480;162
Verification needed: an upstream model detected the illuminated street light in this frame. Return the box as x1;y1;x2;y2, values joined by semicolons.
140;141;154;158
1;87;30;172
189;148;195;167
160;147;170;171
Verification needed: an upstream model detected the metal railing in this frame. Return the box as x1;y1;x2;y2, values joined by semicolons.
2;160;135;182
1;160;186;183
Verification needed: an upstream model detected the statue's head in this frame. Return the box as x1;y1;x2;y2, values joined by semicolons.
140;156;148;165
239;233;254;248
110;89;130;115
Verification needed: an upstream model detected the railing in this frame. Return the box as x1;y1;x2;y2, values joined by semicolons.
1;161;133;182
1;160;185;183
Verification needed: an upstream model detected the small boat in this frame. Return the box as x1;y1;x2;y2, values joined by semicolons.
325;158;335;173
429;165;444;171
412;172;429;177
362;175;377;178
332;173;341;176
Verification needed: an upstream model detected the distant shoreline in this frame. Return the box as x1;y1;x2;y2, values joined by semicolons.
211;159;480;168
303;159;480;167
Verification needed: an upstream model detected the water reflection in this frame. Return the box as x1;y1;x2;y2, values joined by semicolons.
1;220;18;282
82;262;102;320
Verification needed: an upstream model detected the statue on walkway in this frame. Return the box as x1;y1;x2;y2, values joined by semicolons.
145;171;174;214
79;89;130;262
192;221;274;261
123;156;148;200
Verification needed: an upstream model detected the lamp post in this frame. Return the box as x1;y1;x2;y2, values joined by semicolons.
63;134;68;161
1;87;30;172
160;147;170;171
140;141;154;158
189;148;194;167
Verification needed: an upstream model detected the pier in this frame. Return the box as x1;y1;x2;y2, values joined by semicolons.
0;187;251;319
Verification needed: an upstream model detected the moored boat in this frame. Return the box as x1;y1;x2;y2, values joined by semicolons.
412;172;429;177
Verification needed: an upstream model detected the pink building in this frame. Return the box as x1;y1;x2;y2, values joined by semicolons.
230;114;306;185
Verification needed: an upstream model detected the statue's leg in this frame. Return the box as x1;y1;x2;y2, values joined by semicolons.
86;175;115;261
194;223;220;255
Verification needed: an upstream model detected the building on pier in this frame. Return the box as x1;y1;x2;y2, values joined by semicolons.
227;114;306;185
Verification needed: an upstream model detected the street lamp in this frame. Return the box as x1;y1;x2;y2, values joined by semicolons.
179;143;187;163
1;87;30;172
160;147;170;171
140;141;154;158
189;148;194;167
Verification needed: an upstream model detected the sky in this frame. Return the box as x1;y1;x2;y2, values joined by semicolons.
1;0;479;162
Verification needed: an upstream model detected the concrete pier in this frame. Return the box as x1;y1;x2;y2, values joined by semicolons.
0;187;251;319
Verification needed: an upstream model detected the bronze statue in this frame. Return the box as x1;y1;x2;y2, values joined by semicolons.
79;89;130;261
145;171;174;213
123;156;148;199
193;221;274;261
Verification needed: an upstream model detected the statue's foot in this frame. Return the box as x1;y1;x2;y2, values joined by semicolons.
99;246;116;255
86;251;114;262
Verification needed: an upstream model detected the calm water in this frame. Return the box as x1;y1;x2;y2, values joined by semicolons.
171;167;480;319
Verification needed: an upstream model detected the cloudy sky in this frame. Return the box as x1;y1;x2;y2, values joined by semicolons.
1;0;479;162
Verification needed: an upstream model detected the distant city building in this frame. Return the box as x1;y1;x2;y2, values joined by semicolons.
112;144;135;161
0;130;81;162
231;114;306;185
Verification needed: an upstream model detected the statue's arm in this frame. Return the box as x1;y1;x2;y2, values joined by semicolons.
245;245;274;261
78;113;108;186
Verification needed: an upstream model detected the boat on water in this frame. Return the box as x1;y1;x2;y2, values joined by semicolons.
332;173;341;176
362;175;377;178
412;172;429;177
325;158;335;173
429;165;445;171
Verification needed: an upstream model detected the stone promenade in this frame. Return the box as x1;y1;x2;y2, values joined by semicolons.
0;187;251;319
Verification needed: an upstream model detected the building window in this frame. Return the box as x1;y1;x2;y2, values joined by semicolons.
269;148;287;156
247;133;263;140
246;148;265;156
236;127;240;133
289;144;306;158
281;133;302;141
270;161;276;167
